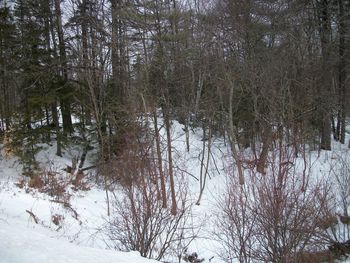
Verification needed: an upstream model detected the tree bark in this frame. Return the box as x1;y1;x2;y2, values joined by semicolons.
111;0;124;100
153;109;167;208
317;0;332;150
229;84;245;184
196;123;211;205
52;103;62;156
336;0;346;144
163;106;177;215
54;0;73;134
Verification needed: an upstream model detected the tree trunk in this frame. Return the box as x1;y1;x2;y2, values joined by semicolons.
111;0;124;100
228;84;245;184
163;106;177;215
54;0;73;134
196;123;211;205
317;0;332;150
337;0;349;144
153;109;167;208
51;103;62;156
257;124;272;175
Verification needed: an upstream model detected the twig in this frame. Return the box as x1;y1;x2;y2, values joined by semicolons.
26;210;38;224
80;165;97;172
50;200;79;221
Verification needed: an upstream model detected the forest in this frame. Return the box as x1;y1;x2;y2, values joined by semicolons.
0;0;350;262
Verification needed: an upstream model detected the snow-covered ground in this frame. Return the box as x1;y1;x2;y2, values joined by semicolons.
0;158;159;263
0;120;227;263
1;119;350;263
0;213;157;263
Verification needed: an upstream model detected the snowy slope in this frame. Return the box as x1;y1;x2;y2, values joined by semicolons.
0;218;157;263
0;121;227;263
1;119;350;263
0;144;159;263
0;179;159;263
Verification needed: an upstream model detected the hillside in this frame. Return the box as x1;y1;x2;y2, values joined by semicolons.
1;119;350;263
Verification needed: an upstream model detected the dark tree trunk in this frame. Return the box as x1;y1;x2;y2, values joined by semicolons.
317;0;332;150
163;106;177;215
336;0;346;144
54;0;73;134
257;124;272;175
111;0;124;101
52;103;62;157
153;109;167;208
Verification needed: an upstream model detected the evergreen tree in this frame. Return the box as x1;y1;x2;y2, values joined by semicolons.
0;3;18;130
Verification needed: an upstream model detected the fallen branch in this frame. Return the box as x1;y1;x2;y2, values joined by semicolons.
80;165;96;172
26;210;38;224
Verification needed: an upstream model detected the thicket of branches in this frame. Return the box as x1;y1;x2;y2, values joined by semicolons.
216;141;341;263
0;0;349;165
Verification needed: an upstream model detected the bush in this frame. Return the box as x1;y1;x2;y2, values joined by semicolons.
105;176;193;261
216;143;333;263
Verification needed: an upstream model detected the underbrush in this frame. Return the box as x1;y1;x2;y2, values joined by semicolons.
105;180;195;261
16;160;90;205
215;142;347;263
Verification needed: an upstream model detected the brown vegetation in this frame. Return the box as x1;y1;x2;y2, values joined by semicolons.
216;142;333;263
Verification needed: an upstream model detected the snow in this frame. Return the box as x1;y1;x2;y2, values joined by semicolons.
1;119;350;263
0;215;157;263
0;180;158;263
0;143;158;263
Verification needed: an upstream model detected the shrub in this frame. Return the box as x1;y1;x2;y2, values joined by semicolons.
105;176;193;261
216;143;333;263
